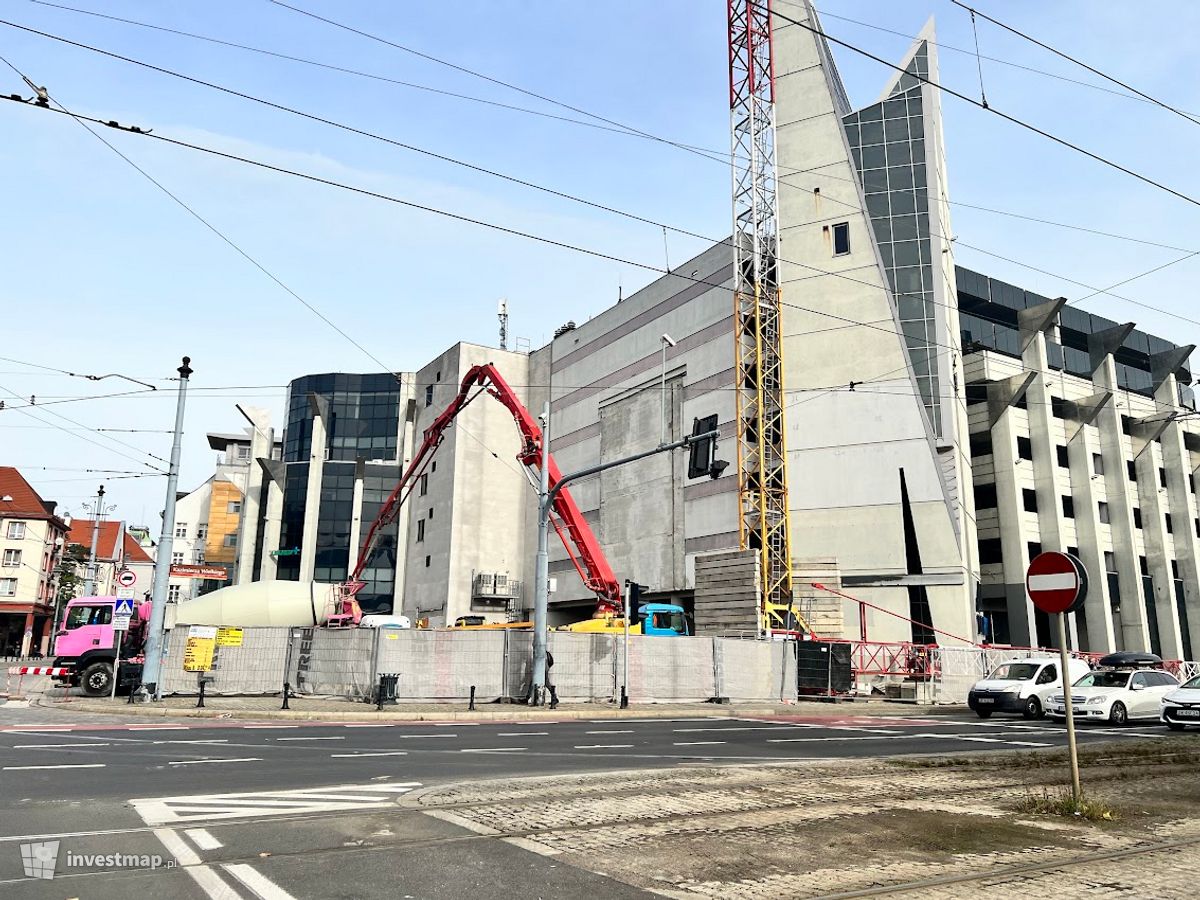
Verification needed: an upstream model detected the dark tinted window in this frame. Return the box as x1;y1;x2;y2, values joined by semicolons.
1023;489;1038;512
1062;496;1075;518
969;431;993;457
1056;445;1069;468
974;483;998;510
832;222;850;255
979;538;1003;564
1017;436;1033;460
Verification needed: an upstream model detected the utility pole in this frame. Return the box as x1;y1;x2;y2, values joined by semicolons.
531;402;551;705
83;484;105;596
530;422;721;704
498;299;509;351
140;357;193;700
659;334;676;447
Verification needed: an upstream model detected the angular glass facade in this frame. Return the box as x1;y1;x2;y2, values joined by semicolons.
843;45;940;431
277;373;405;614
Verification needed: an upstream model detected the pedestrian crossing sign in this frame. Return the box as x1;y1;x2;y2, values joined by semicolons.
114;597;135;617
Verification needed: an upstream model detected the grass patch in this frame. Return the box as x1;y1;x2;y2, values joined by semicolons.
889;738;1200;771
1018;787;1117;821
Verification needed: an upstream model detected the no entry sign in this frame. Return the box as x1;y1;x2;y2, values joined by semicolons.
1026;551;1088;614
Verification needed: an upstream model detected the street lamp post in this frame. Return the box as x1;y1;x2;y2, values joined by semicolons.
82;484;106;596
140;357;193;700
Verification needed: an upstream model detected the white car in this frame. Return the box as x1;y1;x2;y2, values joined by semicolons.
1048;669;1180;726
1160;674;1200;731
967;657;1092;719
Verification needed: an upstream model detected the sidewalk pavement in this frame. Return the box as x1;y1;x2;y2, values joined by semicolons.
34;692;953;722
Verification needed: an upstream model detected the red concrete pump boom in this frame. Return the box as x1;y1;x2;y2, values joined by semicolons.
348;364;623;615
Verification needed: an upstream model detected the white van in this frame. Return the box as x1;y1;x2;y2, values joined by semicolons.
359;614;412;630
967;656;1092;719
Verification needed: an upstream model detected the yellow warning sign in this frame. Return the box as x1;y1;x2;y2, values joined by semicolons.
183;625;217;672
216;627;244;647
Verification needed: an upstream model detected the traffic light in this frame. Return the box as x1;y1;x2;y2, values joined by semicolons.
688;414;728;479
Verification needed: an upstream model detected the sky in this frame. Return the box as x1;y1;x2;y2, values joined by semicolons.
2;0;1199;527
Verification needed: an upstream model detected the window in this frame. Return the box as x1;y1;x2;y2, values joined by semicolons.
973;483;997;510
172;552;184;565
197;525;208;540
1098;501;1110;524
1165;513;1173;534
5;522;25;540
420;474;429;496
1017;436;1033;460
1127;460;1138;481
832;222;851;255
1056;445;1069;468
979;538;1003;564
0;578;16;597
65;604;111;627
1062;496;1075;518
1093;453;1104;475
431;461;437;473
1139;555;1150;576
224;533;239;548
1121;414;1132;435
194;549;205;564
1104;551;1117;573
436;370;441;382
1022;488;1038;512
1036;664;1057;685
1;549;20;568
1133;507;1143;529
174;523;188;538
1050;396;1066;419
428;507;434;520
416;519;425;543
969;431;993;457
425;555;431;568
425;385;434;407
1159;467;1168;488
1131;673;1148;690
168;584;181;602
1068;545;1080;560
227;500;242;514
237;445;252;461
1191;473;1196;494
1028;541;1043;561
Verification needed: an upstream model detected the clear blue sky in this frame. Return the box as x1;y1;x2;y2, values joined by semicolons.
3;0;1198;525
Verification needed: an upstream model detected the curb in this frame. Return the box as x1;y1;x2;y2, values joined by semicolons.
34;697;951;722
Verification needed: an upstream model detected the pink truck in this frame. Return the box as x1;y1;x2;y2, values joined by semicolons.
52;596;152;695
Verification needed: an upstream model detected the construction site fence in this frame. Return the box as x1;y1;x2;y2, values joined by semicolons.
155;626;1200;704
157;626;800;704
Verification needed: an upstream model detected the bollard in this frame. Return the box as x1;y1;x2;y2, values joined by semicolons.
620;685;628;709
196;679;206;709
281;682;291;710
469;685;476;711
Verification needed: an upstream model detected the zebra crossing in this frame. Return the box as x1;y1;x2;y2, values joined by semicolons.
131;780;422;826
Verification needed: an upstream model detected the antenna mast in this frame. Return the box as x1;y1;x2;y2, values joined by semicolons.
498;299;509;351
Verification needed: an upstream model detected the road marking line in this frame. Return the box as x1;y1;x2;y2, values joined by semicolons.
184;828;223;850
673;741;727;746
274;736;345;741
153;828;240;900
1005;740;1052;747
342;724;394;728
398;734;457;739
2;763;106;770
330;751;408;758
168;758;264;766
673;725;819;733
585;729;634;734
240;725;298;730
574;744;634;749
13;742;111;749
154;739;231;745
460;747;526;752
497;731;549;736
434;722;478;726
223;863;297;899
127;726;190;731
131;782;422;825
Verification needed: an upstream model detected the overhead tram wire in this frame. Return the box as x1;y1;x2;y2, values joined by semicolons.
756;1;1200;210
0;96;972;364
15;10;1194;258
949;0;1200;129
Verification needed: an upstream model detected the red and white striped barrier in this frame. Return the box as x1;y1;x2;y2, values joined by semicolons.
6;666;71;676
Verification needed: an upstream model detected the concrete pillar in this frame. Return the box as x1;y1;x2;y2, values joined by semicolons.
1064;402;1117;652
1158;375;1200;659
1091;343;1150;651
299;394;329;584
348;458;366;574
258;460;285;581
20;611;34;657
1132;431;1183;658
1019;300;1075;647
234;405;273;585
988;373;1037;646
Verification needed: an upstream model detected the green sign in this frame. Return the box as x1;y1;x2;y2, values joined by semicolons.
270;547;301;558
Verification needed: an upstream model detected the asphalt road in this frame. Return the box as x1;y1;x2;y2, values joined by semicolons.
0;705;1186;898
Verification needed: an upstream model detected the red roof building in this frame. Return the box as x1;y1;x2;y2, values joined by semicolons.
0;467;69;656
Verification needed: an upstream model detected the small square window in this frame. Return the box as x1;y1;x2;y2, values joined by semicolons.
1062;496;1075;518
1027;541;1043;561
1104;551;1117;572
832;222;850;256
5;522;25;540
1098;501;1110;524
1022;488;1038;512
973;482;997;510
425;385;434;407
1092;453;1104;476
1056;445;1069;468
969;431;993;457
425;555;431;568
1017;437;1033;461
1050;396;1066;418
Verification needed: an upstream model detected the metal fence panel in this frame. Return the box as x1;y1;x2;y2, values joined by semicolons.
625;635;715;702
547;632;617;702
288;628;376;699
374;630;508;701
715;638;775;701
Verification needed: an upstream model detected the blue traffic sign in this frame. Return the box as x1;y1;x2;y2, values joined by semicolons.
114;597;135;616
